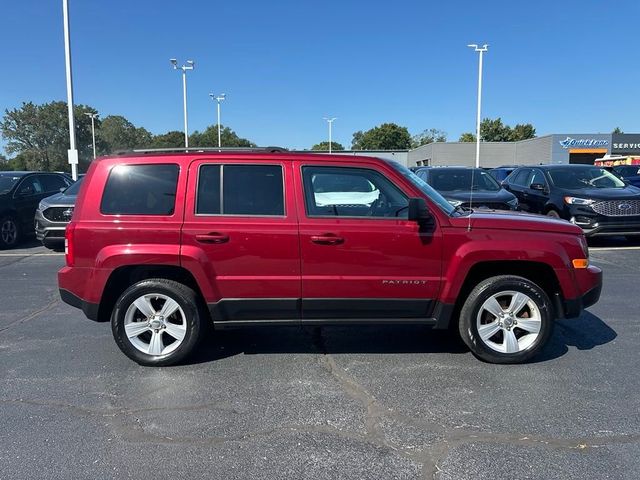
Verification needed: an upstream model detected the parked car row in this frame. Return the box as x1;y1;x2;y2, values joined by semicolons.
0;171;76;249
410;164;640;239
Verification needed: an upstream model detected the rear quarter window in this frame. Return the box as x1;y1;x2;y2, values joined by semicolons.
101;164;179;215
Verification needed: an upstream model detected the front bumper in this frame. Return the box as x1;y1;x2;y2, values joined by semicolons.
34;209;68;244
561;265;603;318
565;205;640;237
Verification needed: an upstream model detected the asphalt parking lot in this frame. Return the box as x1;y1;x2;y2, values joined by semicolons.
1;238;639;480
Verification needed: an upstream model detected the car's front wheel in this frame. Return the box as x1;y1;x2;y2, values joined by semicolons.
111;279;205;366
458;275;554;364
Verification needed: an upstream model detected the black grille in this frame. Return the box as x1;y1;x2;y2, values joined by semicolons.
43;207;74;222
591;200;640;217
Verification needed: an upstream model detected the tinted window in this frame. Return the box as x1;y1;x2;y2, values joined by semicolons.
16;176;43;196
0;174;22;194
196;165;221;214
303;166;408;218
511;169;531;187
41;174;69;192
428;169;500;192
63;177;84;196
528;170;546;187
548;167;626;189
101;164;179;215
615;166;640;176
196;164;284;216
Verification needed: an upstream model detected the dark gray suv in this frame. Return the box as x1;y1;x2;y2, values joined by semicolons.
35;177;83;249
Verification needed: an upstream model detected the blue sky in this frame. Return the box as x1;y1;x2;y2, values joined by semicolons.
0;0;638;152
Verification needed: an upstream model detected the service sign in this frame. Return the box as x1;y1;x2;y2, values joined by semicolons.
612;133;640;154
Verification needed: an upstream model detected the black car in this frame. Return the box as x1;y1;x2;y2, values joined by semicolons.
415;167;519;210
0;171;72;248
502;165;640;237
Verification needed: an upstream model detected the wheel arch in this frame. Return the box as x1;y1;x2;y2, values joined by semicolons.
450;260;562;327
97;264;208;323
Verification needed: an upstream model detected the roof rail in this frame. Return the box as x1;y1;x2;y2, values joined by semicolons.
112;146;288;155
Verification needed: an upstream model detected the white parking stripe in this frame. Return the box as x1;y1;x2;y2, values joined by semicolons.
0;253;64;256
590;246;640;251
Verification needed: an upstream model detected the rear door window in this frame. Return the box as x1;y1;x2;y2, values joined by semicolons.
196;164;284;216
101;164;179;215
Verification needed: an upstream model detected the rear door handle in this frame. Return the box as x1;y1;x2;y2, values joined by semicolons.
195;232;229;244
310;234;344;245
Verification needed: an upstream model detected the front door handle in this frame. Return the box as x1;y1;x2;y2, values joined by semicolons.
195;232;229;244
310;234;344;245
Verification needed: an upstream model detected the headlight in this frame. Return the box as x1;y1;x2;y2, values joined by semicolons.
448;200;463;207
38;201;45;211
564;196;595;205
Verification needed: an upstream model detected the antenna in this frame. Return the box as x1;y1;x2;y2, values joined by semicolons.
467;166;475;231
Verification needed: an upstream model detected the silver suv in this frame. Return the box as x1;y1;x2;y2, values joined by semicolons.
35;177;83;250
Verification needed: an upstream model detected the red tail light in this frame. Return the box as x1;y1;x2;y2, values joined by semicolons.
65;222;76;266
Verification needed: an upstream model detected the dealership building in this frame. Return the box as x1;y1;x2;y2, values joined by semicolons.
407;133;640;168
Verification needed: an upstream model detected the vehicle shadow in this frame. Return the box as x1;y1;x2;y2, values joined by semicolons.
189;324;468;364
188;311;616;365
533;311;617;363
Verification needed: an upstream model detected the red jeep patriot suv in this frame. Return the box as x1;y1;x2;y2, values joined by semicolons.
58;149;602;366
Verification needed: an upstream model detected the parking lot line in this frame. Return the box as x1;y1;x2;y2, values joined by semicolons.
0;253;64;256
589;246;640;251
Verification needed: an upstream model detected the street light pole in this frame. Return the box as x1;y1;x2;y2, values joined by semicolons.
62;0;78;180
323;117;337;154
468;44;488;168
209;93;226;148
84;113;98;159
170;58;195;148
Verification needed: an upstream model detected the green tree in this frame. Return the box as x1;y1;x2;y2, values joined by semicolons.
98;115;152;153
411;128;447;148
311;141;344;151
612;127;623;134
149;131;185;149
0;101;96;171
458;132;476;142
510;123;536;141
480;118;512;142
189;125;256;148
351;123;412;150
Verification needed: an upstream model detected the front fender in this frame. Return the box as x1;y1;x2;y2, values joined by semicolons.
439;231;579;304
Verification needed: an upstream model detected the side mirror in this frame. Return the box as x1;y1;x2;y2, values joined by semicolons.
530;183;547;192
408;197;431;223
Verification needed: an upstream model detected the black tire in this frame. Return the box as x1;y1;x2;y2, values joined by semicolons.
0;215;21;249
546;209;561;219
458;275;554;364
111;279;206;366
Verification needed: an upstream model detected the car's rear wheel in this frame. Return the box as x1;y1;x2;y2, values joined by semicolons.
0;216;20;249
458;275;554;364
111;279;205;366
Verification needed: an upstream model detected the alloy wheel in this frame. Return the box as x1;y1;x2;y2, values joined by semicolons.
123;293;187;356
476;290;542;354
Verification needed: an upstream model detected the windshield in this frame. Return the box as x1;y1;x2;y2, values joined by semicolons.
429;168;501;192
549;167;626;189
385;161;455;215
63;177;84;195
0;174;22;194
